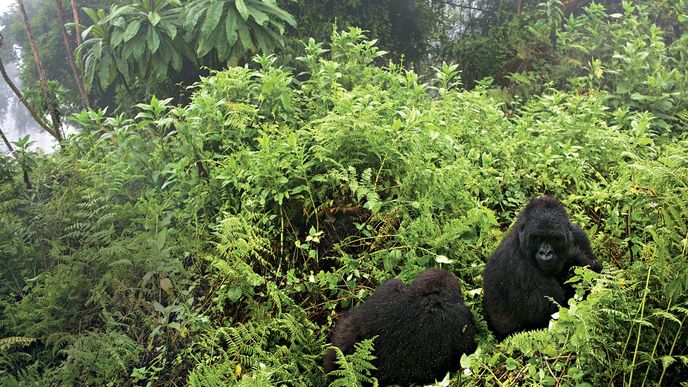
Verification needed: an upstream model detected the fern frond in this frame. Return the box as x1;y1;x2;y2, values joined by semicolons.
327;339;378;386
0;336;35;352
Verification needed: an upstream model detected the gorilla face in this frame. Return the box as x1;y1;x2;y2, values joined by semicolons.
517;200;574;276
526;229;570;275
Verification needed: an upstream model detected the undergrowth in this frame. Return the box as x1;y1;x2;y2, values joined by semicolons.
0;27;686;385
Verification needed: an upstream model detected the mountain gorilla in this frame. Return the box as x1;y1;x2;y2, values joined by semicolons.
483;196;601;340
324;268;477;386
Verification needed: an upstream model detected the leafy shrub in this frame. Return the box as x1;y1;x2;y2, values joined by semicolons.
1;28;686;385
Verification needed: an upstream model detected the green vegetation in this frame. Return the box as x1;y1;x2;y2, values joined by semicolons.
1;1;688;385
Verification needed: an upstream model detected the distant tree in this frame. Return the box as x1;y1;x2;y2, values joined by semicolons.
69;0;82;46
0;33;55;136
284;0;442;69
55;0;90;109
16;0;63;142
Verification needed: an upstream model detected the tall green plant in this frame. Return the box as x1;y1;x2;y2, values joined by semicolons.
77;1;192;91
185;0;296;65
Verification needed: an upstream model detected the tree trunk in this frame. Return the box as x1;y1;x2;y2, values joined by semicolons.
56;0;90;109
0;34;58;138
69;0;82;46
0;126;14;153
16;0;64;143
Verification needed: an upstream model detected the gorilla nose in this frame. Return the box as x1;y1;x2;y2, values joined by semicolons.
538;250;554;261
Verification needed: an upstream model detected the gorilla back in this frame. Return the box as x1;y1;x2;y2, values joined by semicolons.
483;196;601;340
324;268;477;386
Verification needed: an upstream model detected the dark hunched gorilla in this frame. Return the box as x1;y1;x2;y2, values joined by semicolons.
483;196;602;340
324;268;477;386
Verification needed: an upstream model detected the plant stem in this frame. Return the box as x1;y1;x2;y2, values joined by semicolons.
658;314;687;385
627;260;652;386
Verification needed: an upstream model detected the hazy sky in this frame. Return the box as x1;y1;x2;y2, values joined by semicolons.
0;0;60;152
0;0;13;16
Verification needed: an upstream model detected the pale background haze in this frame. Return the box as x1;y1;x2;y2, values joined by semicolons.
0;0;59;152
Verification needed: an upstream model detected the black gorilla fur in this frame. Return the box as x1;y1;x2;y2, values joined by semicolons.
483;196;602;340
324;268;477;385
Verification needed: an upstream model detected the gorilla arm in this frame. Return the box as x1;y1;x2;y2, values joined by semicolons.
569;224;601;272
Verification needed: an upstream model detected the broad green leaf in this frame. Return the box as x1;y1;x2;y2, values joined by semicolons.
123;19;142;42
216;30;231;61
254;2;296;26
80;25;95;40
171;50;182;72
197;20;224;57
111;16;126;28
252;27;270;51
83;55;96;87
111;28;124;47
184;3;206;36
153;54;167;77
161;22;177;39
98;56;117;89
83;7;100;23
202;1;224;38
90;40;103;60
133;37;146;59
148;11;161;26
237;19;252;51
148;28;161;54
235;0;249;21
225;7;239;46
248;7;269;26
114;56;129;79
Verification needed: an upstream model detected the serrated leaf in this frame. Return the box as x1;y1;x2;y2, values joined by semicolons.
153;301;165;314
160;277;173;294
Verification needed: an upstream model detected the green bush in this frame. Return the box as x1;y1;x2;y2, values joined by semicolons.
0;28;686;385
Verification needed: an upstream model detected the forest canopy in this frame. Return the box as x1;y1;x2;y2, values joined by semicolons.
0;1;687;385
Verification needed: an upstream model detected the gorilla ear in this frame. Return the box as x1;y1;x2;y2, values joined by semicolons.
518;222;528;252
518;222;526;240
566;224;575;244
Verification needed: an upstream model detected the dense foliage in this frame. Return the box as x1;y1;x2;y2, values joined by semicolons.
0;0;442;115
1;23;687;385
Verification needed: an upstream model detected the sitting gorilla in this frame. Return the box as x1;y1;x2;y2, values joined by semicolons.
483;196;602;340
324;268;477;386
